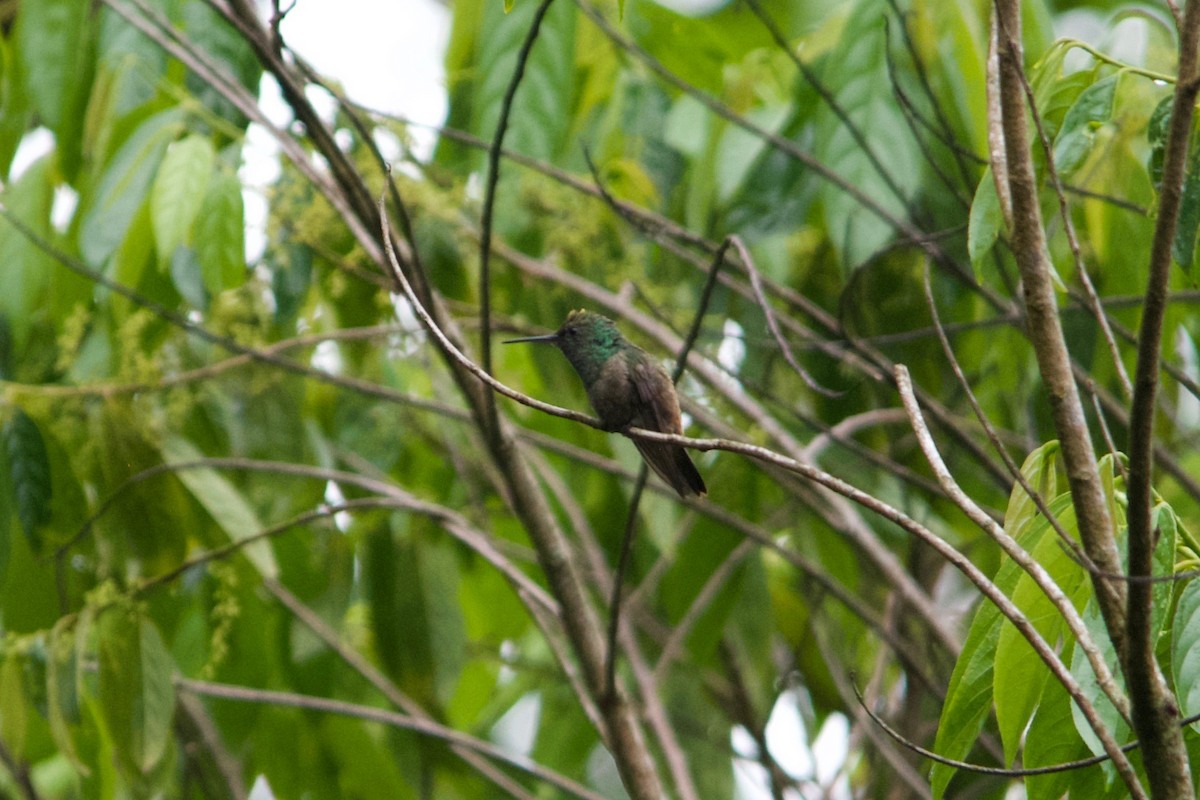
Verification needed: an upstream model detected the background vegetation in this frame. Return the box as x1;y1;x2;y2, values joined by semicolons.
1;0;1199;797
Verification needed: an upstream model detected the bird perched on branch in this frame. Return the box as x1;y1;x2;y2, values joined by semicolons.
505;310;706;498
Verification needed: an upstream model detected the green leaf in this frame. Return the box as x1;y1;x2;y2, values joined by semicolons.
180;3;262;129
135;620;175;771
967;167;1003;269
1052;73;1118;178
472;0;575;163
14;0;90;133
660;519;744;664
0;655;28;763
814;0;921;269
932;490;1077;795
1147;93;1175;187
1025;673;1096;800
1083;135;1157;294
80;108;181;266
365;517;466;708
1069;597;1129;757
4;409;52;552
1173;147;1200;271
0;155;56;350
1172;578;1200;730
160;437;278;579
1029;41;1069;110
95;3;167;122
46;620;87;775
151;134;215;266
318;716;411;799
98;612;175;774
169;245;208;310
930;599;1002;798
194;170;246;295
1003;441;1059;542
994;506;1084;765
664;95;711;160
714;103;792;205
0;37;33;178
1152;503;1178;640
1029;46;1093;142
0;447;10;587
0;512;59;633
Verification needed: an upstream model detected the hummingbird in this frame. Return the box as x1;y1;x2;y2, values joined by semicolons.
505;310;706;498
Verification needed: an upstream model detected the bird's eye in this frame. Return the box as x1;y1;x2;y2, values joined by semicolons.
566;328;576;337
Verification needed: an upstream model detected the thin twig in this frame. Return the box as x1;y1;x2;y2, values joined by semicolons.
917;258;1086;560
0;739;41;800
745;0;908;206
882;16;973;210
604;465;650;702
440;228;969;655
852;679;1133;777
176;678;608;800
808;613;933;795
1011;26;1132;400
265;581;540;800
1167;0;1184;29
479;0;558;404
884;0;980;189
733;236;842;397
67;459;558;615
653;540;755;685
895;365;1132;729
604;238;729;699
574;0;994;300
381;202;668;800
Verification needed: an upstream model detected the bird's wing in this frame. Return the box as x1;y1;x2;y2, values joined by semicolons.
628;356;682;434
628;354;705;496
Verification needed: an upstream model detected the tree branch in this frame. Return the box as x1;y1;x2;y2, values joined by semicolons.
175;678;607;800
1123;0;1200;791
992;0;1128;668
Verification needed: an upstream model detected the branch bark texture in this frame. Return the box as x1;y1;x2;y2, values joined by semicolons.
995;0;1197;795
1123;0;1200;795
992;0;1127;656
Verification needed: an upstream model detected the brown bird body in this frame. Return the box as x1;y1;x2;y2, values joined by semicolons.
505;310;706;497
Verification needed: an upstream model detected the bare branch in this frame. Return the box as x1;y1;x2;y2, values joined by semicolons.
176;679;608;800
478;0;558;410
1123;0;1200;790
265;581;539;800
732;236;843;398
895;366;1132;731
992;0;1128;668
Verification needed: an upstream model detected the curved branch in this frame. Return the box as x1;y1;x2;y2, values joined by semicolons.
176;678;608;800
896;366;1131;729
264;580;541;800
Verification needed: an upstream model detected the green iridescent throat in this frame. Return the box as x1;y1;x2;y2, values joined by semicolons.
557;314;626;387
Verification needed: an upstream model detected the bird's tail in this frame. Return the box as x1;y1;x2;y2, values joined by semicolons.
634;440;707;498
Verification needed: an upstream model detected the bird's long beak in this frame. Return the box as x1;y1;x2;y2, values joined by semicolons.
503;333;559;345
